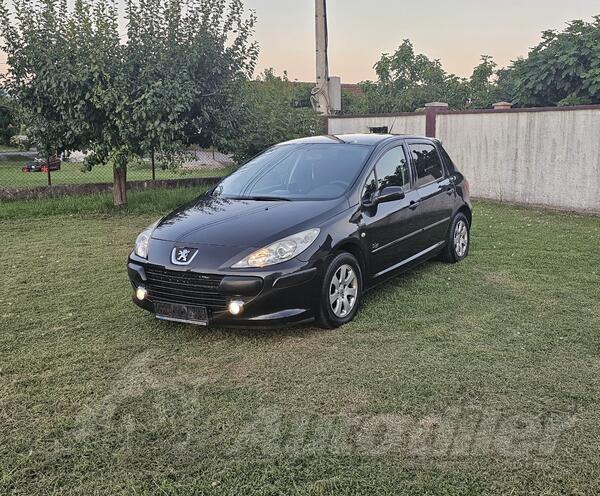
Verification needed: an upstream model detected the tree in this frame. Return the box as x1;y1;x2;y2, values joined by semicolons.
0;94;19;145
509;16;600;107
358;40;470;113
468;56;499;108
342;16;600;114
0;0;87;167
358;17;600;111
0;0;257;205
339;87;368;115
219;69;321;162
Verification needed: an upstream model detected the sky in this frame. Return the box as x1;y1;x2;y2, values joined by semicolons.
245;0;599;83
0;0;597;82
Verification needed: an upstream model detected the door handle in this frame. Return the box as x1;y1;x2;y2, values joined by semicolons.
409;200;420;210
439;183;454;196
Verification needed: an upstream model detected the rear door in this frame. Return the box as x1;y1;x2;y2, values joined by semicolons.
360;144;421;275
406;140;454;252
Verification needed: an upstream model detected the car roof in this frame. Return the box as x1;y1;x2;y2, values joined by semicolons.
279;134;434;146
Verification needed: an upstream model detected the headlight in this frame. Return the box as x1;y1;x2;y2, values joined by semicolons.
134;221;159;259
232;228;320;268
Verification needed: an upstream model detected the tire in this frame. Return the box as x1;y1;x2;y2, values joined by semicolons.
440;212;470;263
315;252;363;329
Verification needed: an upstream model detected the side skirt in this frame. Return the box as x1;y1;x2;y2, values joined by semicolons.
365;241;446;292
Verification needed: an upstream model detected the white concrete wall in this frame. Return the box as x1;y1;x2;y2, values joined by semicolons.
327;108;600;212
328;114;426;136
437;110;600;212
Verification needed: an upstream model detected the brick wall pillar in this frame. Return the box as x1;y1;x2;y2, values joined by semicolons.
424;102;449;138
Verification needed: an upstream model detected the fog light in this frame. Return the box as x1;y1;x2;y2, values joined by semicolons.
136;286;148;301
228;299;244;316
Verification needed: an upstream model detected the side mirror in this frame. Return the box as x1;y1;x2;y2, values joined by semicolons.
364;186;405;207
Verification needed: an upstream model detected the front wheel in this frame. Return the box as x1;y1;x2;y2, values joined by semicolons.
316;252;363;329
440;213;470;263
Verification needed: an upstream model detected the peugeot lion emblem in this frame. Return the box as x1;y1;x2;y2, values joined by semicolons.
171;247;199;266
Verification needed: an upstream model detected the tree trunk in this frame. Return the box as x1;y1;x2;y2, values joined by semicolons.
113;164;127;206
151;149;156;181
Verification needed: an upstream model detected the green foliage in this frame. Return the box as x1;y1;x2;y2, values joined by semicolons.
0;0;257;203
339;88;368;115
125;0;259;155
345;17;600;114
219;69;322;162
510;16;600;107
0;94;19;145
469;56;502;109
352;42;517;113
9;133;29;150
357;40;471;113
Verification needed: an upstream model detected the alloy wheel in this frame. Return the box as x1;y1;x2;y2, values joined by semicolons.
329;264;358;318
454;219;469;258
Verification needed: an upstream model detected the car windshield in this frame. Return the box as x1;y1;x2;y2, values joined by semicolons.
212;143;373;201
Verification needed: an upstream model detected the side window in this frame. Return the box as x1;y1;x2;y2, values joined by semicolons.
409;143;445;187
362;170;377;202
375;146;410;190
439;146;456;174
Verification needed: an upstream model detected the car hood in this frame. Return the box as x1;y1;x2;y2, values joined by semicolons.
151;194;347;248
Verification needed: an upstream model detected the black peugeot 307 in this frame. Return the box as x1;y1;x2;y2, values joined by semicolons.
128;134;472;328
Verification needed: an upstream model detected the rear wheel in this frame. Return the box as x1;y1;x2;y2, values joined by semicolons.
440;212;470;263
316;253;362;329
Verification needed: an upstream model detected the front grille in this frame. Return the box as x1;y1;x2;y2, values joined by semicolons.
145;265;227;311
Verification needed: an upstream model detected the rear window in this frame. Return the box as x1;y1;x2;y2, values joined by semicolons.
439;146;457;174
409;143;445;187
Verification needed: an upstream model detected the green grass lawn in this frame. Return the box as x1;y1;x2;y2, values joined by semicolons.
1;196;599;495
0;159;232;188
0;187;210;220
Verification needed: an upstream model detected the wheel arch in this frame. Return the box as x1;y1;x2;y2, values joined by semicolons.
457;205;472;227
334;239;369;287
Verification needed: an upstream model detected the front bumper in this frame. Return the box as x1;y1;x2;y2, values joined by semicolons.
127;253;325;327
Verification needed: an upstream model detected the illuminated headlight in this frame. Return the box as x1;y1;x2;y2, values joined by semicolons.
135;286;147;301
228;300;244;315
232;228;320;268
134;221;159;259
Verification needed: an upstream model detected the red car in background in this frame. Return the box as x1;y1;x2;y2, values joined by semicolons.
21;156;61;173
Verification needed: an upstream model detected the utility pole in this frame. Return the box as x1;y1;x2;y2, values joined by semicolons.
312;0;331;115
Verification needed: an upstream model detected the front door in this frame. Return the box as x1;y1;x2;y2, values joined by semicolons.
360;145;422;275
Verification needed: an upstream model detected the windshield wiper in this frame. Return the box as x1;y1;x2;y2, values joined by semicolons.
240;196;292;202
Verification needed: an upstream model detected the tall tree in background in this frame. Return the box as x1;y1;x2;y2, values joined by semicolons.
356;40;470;113
219;69;321;162
350;42;513;114
0;0;88;166
468;55;502;109
0;94;19;145
344;16;600;114
510;16;600;107
0;0;257;205
126;0;258;167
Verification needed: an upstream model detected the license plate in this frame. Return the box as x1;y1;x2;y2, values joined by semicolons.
155;302;209;325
